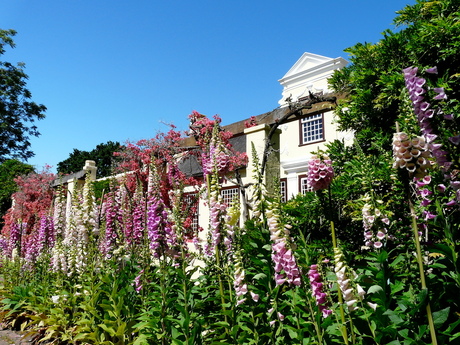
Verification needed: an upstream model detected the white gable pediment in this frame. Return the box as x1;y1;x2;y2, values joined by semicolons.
281;52;333;81
278;52;348;106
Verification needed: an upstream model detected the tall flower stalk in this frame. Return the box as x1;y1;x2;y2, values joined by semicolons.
308;153;349;344
400;65;446;344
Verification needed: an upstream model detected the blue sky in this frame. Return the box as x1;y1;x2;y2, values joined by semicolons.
1;0;415;172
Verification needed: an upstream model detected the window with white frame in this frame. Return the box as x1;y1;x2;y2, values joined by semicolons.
298;175;312;194
280;178;287;203
220;187;239;206
300;113;324;145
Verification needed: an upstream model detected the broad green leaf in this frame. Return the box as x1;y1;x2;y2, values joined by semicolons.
386;340;401;345
383;309;404;325
253;273;267;280
367;285;383;294
432;306;450;328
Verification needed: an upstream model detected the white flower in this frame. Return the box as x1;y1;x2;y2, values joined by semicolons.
367;302;378;311
357;284;366;298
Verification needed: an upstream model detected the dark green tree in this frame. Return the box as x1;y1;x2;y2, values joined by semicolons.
0;29;46;162
326;3;460;342
329;0;460;154
57;141;123;178
0;159;34;224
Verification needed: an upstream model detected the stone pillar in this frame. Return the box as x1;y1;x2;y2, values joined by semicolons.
83;160;97;181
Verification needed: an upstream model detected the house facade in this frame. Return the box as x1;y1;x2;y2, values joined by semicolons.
180;52;351;233
56;52;351;239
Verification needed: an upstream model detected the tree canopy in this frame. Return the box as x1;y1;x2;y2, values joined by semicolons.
329;0;460;157
0;29;46;162
325;0;460;247
57;141;123;178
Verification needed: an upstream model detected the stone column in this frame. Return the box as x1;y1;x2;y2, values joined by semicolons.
83;160;97;181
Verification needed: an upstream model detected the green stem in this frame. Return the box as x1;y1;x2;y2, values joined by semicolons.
306;294;323;344
331;220;349;345
180;251;191;344
215;244;229;332
207;174;229;334
159;257;168;345
409;199;438;345
328;187;349;345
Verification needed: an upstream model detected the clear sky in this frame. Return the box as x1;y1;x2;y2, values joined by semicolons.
1;0;415;172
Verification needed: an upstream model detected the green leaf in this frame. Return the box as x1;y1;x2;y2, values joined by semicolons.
99;323;117;336
390;254;405;268
367;285;383;294
253;273;267;280
262;244;272;251
383;309;404;325
432;306;450;328
386;340;401;345
390;280;405;295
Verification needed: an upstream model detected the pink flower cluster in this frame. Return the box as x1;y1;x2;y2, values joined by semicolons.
267;207;301;286
202;143;230;176
100;195;119;258
7;222;21;258
24;232;39;266
147;197;176;258
36;215;55;255
308;264;332;318
0;236;7;254
208;194;225;252
307;155;334;191
392;132;432;175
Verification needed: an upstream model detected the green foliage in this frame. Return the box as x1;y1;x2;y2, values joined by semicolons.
329;0;460;154
57;141;123;178
0;29;46;162
93;178;111;200
0;159;34;224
